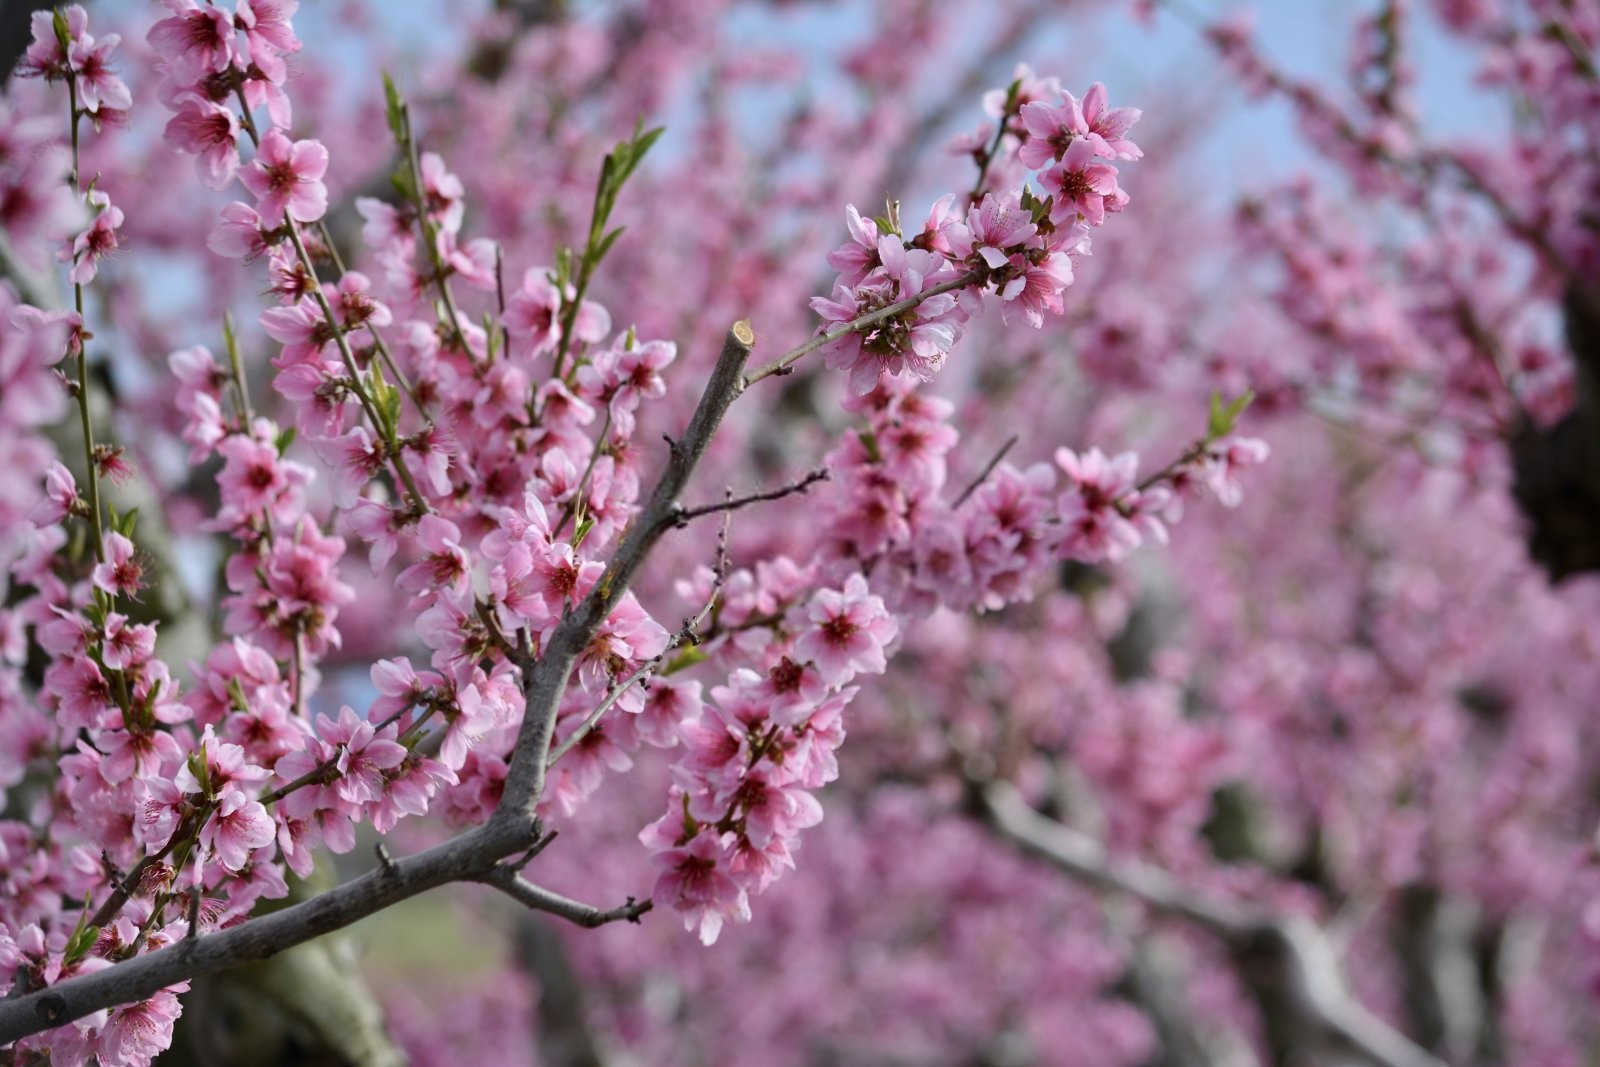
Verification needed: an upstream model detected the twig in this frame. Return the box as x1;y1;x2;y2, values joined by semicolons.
546;507;732;767
952;435;1018;507
0;817;526;1045
742;272;980;387
672;468;828;526
477;867;651;929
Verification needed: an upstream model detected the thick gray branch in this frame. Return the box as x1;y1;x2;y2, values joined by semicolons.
975;782;1446;1067
495;320;754;818
0;820;526;1046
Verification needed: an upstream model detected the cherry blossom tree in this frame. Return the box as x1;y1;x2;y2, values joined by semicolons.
0;2;1594;1065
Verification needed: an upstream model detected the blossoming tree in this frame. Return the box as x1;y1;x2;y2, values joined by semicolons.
0;1;1594;1065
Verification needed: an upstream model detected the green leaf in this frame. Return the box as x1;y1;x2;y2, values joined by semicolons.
858;429;881;463
274;426;297;455
1207;388;1256;439
368;361;400;434
664;645;709;675
52;9;71;52
594;225;626;265
572;515;595;551
222;310;239;359
64;915;100;966
186;747;213;797
381;72;406;145
117;507;139;539
389;162;416;202
483;312;501;360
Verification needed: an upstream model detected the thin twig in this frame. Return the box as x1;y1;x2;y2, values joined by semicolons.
672;468;829;526
495;321;755;819
477;867;652;929
952;435;1018;507
546;517;730;767
742;272;980;387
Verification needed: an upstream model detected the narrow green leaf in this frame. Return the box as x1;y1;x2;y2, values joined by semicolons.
594;225;626;264
381;72;406;145
1207;388;1256;439
858;429;881;463
664;645;709;675
572;515;595;551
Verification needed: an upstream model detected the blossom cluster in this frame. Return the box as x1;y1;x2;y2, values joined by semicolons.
815;77;1142;395
0;2;1279;1063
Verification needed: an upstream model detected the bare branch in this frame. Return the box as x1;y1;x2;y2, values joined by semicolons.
952;435;1019;508
974;781;1447;1067
477;867;651;929
672;468;829;526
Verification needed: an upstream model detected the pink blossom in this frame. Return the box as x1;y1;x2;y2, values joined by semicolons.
215;432;297;521
147;1;239;82
1018;94;1089;169
825;205;881;285
1197;436;1271;507
31;461;77;525
164;94;240;189
91;532;143;597
199;788;276;871
1042;139;1127;227
812;234;966;394
397;515;470;601
1054;447;1143;563
97;984;186;1065
207;201;272;260
793;574;898;686
1079;82;1143;160
65;190;123;285
504;269;563;357
235;0;301;82
240;129;329;227
648;832;750;946
319;706;408;807
98;725;182;785
68;32;131;115
19;8;79;80
99;613;156;671
419;151;465;234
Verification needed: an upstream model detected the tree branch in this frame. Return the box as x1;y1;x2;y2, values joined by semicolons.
952;434;1019;508
494;320;755;821
973;781;1446;1067
0;819;523;1045
671;467;828;526
476;867;651;929
0;320;757;1045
